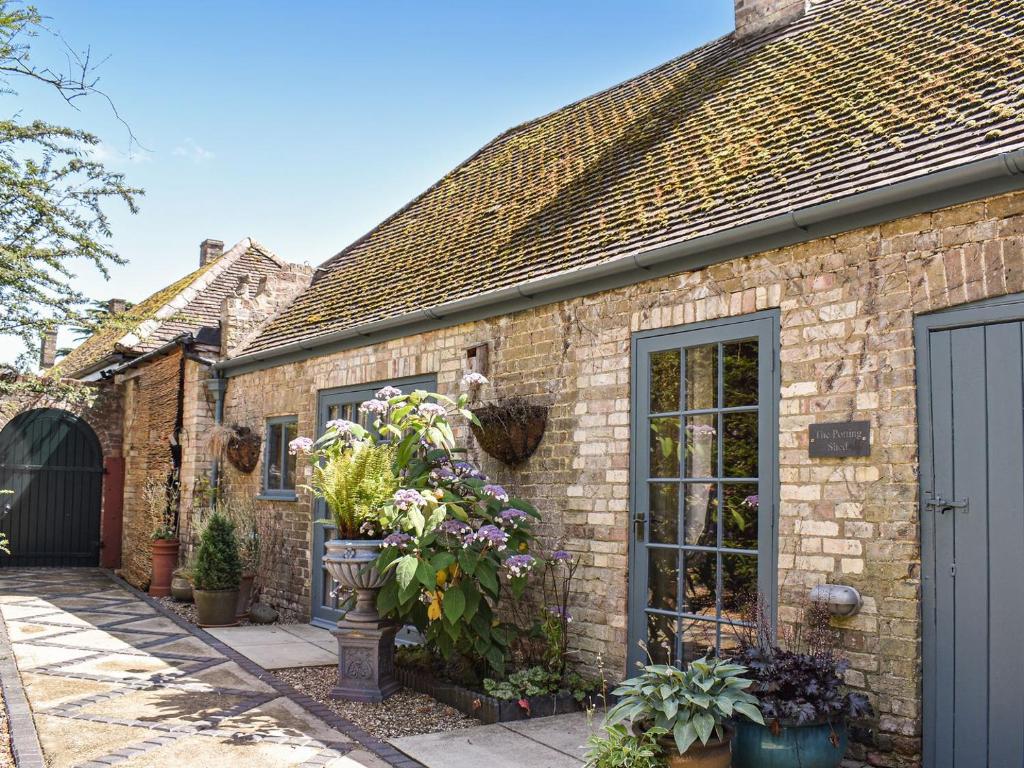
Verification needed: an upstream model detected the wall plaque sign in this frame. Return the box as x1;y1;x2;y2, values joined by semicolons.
808;421;871;458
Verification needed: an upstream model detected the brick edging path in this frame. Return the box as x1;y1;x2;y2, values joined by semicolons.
0;587;46;768
101;569;424;768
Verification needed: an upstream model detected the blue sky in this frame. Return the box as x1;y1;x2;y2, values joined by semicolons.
11;1;732;363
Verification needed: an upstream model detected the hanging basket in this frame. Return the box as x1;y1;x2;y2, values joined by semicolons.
470;398;548;466
225;426;261;474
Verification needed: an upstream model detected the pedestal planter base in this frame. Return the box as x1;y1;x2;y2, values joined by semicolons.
330;618;400;703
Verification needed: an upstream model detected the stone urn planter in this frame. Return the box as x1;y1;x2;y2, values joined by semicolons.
149;539;179;597
170;568;193;602
634;723;734;768
323;539;399;702
194;588;240;627
235;573;255;619
731;719;847;768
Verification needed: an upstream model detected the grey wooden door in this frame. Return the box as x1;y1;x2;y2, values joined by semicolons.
918;298;1024;768
0;409;103;566
628;312;778;670
311;374;436;628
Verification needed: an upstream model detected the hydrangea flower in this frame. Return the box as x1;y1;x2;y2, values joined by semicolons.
382;532;412;548
288;436;314;455
439;519;471;536
504;554;536;578
498;508;528;528
552;550;572;562
417;402;447;418
376;385;403;400
326;419;359;436
482;484;509;502
359;399;388;416
464;524;508;551
429;466;458;485
743;494;759;509
453;461;486;481
547;605;573;623
393;489;426;511
462;371;489;387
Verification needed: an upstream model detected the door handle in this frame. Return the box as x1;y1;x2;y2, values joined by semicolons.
924;495;968;513
632;510;646;537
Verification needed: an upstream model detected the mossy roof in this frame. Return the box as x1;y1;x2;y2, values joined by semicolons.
56;241;286;377
246;0;1024;355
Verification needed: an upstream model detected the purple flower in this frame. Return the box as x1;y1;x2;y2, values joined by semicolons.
453;461;486;481
504;554;536;578
359;399;388;416
461;371;489;387
439;519;471;536
288;436;314;455
376;385;403;400
393;489;426;511
429;466;458;486
383;532;412;548
552;550;572;562
547;605;573;623
482;484;509;503
417;402;447;419
326;419;359;436
465;524;508;551
743;494;759;509
498;508;528;528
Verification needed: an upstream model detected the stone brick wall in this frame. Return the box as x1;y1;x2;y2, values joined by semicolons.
177;358;216;558
218;189;1024;767
119;349;185;588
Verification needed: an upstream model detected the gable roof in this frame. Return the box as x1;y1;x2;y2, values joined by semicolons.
56;239;288;378
241;0;1024;359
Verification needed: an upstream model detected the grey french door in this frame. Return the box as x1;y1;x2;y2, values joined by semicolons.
628;312;778;669
918;297;1024;768
311;374;436;628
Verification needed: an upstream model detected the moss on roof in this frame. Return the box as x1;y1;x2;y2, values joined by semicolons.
245;0;1024;356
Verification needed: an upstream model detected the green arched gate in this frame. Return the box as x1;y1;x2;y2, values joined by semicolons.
0;408;103;566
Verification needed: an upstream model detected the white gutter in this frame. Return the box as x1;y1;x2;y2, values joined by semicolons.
216;148;1024;378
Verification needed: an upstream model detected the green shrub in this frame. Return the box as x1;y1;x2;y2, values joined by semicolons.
191;511;242;591
483;666;560;700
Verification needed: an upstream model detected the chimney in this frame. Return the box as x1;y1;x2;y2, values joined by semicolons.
39;329;57;370
735;0;806;40
107;298;127;315
199;238;224;267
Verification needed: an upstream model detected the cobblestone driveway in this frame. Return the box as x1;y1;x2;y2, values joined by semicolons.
0;569;399;768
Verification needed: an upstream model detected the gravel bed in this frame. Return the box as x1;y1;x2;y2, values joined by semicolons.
274;665;480;740
156;596;251;626
0;684;13;768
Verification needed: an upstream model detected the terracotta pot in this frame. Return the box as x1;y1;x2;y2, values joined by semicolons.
170;569;193;602
634;723;733;768
322;539;390;623
149;539;180;597
194;588;240;627
235;573;255;619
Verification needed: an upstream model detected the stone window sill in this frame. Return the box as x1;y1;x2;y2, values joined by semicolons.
256;493;298;503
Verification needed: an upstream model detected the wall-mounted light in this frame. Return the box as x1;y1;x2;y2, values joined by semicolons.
809;584;863;618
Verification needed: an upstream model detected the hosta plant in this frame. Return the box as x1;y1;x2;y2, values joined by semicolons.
606;656;764;754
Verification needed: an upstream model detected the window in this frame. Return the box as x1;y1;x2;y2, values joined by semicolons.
629;313;777;669
264;417;298;497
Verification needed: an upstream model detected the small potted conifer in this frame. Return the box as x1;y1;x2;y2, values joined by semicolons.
191;511;242;627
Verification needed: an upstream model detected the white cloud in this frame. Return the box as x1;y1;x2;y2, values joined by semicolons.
89;142;152;166
172;138;215;164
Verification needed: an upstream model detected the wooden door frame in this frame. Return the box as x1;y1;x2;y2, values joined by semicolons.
915;292;1024;768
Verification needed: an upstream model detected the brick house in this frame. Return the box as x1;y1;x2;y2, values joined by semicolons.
202;1;1024;766
0;238;312;586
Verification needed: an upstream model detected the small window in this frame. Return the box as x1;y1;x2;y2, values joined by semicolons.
264;417;298;496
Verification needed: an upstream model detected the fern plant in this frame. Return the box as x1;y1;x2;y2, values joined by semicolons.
307;442;398;539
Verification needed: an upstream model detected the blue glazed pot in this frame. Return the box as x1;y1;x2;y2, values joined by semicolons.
731;719;847;768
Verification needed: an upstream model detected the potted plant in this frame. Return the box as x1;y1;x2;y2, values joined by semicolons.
226;496;260;619
145;479;180;597
584;724;666;768
728;600;872;768
605;655;764;768
191;511;242;627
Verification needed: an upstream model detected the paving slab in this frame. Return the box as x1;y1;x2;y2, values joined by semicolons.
500;712;597;760
0;569;408;767
390;720;584;768
207;622;338;669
